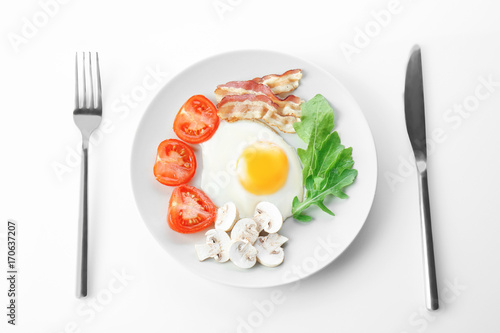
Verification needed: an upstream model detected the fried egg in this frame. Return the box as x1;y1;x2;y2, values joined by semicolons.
200;120;303;219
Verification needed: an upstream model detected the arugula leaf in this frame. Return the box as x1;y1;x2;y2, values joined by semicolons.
294;94;334;145
291;94;357;221
294;94;335;183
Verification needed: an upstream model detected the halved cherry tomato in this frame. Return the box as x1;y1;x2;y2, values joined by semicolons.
173;95;220;144
168;185;217;233
154;139;196;186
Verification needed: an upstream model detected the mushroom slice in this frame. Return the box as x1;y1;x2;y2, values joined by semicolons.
254;233;288;267
264;233;288;247
195;229;231;263
229;240;257;269
253;202;283;233
214;202;239;232
230;218;259;244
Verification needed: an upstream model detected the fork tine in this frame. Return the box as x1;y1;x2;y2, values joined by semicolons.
88;52;94;109
75;53;79;109
96;52;102;110
82;52;87;109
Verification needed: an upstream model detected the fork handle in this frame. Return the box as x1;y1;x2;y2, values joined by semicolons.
76;141;89;298
417;169;439;310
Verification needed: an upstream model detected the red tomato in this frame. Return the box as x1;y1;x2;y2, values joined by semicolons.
168;185;217;233
154;139;196;186
173;95;220;144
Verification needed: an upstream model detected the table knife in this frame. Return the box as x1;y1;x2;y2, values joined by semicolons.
404;45;439;311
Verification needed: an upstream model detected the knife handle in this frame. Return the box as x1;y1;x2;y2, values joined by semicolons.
417;168;439;310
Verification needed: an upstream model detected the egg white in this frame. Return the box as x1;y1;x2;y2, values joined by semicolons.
200;120;303;219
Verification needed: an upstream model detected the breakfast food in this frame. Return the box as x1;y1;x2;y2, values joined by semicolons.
214;80;302;117
167;184;217;233
217;95;298;133
195;201;287;269
154;94;221;233
254;233;288;267
215;70;303;133
291;94;357;221
253;201;283;233
152;70;357;270
229;240;258;268
252;69;302;96
199;120;304;219
154;139;196;186
195;229;231;262
214;202;238;232
173;95;219;144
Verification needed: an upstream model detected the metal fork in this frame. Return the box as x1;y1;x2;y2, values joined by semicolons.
74;52;102;298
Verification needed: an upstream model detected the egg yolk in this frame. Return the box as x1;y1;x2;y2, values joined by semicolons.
237;141;289;195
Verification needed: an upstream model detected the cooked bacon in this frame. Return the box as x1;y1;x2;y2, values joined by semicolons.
217;94;298;133
215;80;301;117
252;69;302;95
215;80;269;102
217;94;275;121
214;69;303;133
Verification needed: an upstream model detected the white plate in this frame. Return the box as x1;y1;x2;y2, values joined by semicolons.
131;50;377;288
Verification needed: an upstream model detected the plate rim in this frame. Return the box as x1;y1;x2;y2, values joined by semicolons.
130;49;378;288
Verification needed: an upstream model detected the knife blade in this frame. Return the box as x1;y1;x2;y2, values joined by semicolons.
405;46;427;158
404;45;439;311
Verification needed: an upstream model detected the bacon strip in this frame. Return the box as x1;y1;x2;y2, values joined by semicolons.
215;80;301;117
252;69;302;95
217;94;298;133
214;69;303;133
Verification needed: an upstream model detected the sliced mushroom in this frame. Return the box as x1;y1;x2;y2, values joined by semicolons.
229;240;257;269
214;202;238;232
253;202;283;233
253;233;288;267
230;218;259;244
264;233;288;247
195;229;231;262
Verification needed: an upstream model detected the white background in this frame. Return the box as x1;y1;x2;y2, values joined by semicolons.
1;0;499;332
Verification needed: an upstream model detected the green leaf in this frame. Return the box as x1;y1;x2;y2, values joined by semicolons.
333;147;354;174
298;144;315;183
294;95;336;183
324;169;358;199
313;176;324;191
304;175;315;192
315;131;344;177
293;213;313;222
316;202;335;216
291;94;358;221
293;94;334;146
